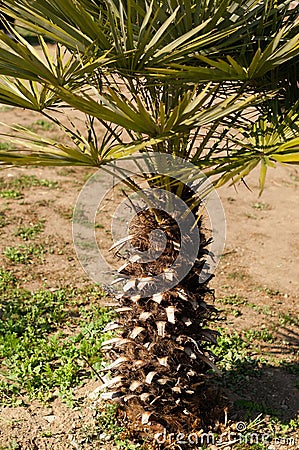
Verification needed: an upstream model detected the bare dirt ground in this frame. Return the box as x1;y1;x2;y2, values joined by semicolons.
0;104;298;449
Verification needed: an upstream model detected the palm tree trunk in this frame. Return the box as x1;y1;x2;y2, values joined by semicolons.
101;191;223;435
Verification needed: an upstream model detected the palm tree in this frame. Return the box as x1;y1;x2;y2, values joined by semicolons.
0;0;298;437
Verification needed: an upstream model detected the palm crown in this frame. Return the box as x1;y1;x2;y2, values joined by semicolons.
0;0;298;192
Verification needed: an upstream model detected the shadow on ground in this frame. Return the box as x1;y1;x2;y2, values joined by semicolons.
222;328;298;423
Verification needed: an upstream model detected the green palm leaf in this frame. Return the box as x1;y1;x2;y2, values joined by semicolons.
0;0;298;187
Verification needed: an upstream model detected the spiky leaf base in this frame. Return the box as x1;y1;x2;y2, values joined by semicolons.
101;209;222;433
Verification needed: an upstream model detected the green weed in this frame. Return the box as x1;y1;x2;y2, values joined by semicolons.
92;403;146;449
57;168;76;176
232;309;243;317
0;212;7;228
252;202;271;211
257;286;281;297
0;143;13;151
0;441;20;450
0;278;114;405
235;399;280;417
33;119;52;130
15;221;44;240
0;190;22;199
56;206;73;220
278;314;298;326
228;271;248;281
244;329;274;343
211;331;250;370
218;294;248;306
4;244;45;263
279;360;299;375
290;173;299;183
0;175;58;190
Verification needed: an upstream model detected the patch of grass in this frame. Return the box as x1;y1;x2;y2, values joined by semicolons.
232;309;243;317
0;175;58;190
0;442;20;450
0;275;114;405
215;414;299;450
278;360;299;376
4;244;45;263
235;399;280;417
218;294;248;306
0;190;22;199
85;403;146;449
278;314;298;327
252;202;271;211
0;212;7;228
57;168;76;176
208;327;278;385
248;303;276;316
0;142;13;151
228;271;248;281
257;286;281;297
0;105;13;112
57;206;73;220
244;329;274;343
0;269;18;291
290;172;299;183
32;119;52;130
210;329;254;373
244;212;258;220
15;221;44;240
97;403;124;436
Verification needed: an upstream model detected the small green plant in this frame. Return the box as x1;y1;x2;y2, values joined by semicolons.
252;202;271;211
257;286;281;297
0;268;18;292
40;430;52;438
0;190;22;199
0;278;114;404
4;244;45;263
228;271;248;281
94;403;146;449
0;441;20;450
98;403;124;434
0;213;6;228
218;294;248;306
235;399;280;417
244;329;274;343
210;329;251;371
15;221;44;240
279;314;298;326
57;206;73;219
0;175;58;190
33;119;52;130
290;172;299;182
0;143;13;151
232;309;242;317
279;360;299;375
